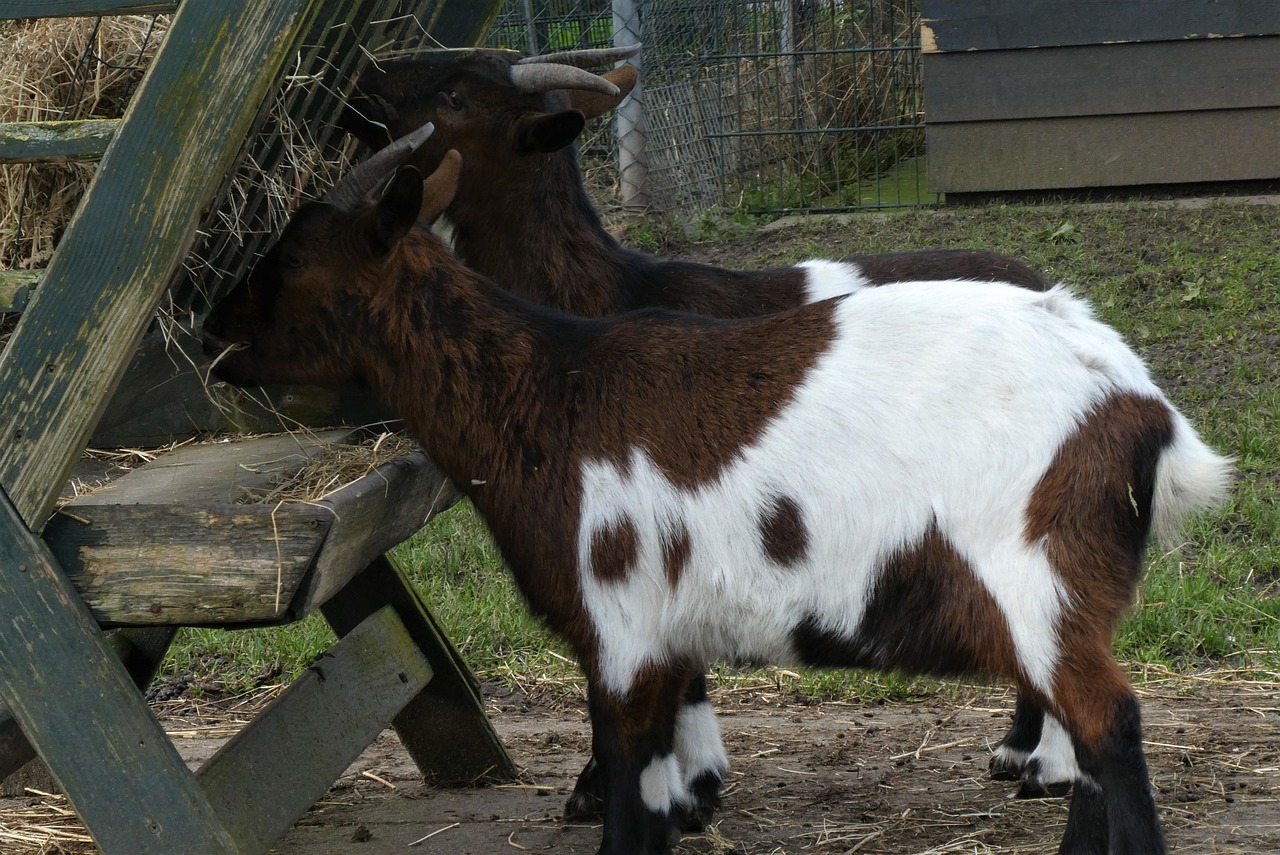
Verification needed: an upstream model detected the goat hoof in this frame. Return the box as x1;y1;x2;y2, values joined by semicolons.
988;752;1025;782
564;789;604;822
1016;778;1072;800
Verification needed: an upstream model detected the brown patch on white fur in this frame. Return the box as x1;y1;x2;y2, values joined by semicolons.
662;524;692;588
758;495;808;566
591;516;640;583
1025;392;1175;750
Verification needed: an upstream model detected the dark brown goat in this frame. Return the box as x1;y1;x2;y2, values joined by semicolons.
339;48;1064;819
203;135;1229;855
340;48;1051;317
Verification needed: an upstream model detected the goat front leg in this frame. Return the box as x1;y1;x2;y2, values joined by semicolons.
588;669;690;855
567;671;728;832
991;692;1078;798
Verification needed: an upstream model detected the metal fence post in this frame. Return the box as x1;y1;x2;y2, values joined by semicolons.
612;0;647;212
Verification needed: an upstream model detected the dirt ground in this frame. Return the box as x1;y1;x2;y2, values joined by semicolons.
8;677;1268;854
265;679;1280;854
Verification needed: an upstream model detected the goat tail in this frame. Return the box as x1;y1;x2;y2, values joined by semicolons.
1152;414;1234;549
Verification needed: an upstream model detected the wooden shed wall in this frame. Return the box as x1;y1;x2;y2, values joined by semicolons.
921;0;1280;194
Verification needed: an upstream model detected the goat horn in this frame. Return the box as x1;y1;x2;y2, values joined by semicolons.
324;121;435;210
509;62;621;96
516;44;641;69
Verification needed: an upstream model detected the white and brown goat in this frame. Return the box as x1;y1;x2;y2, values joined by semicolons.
204;128;1231;855
341;47;1069;814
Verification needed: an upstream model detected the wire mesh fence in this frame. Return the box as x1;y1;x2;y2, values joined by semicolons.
487;0;933;217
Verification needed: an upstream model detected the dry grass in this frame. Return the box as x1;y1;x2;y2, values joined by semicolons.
0;15;168;271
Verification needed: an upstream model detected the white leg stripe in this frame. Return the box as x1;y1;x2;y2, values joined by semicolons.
639;753;684;814
674;700;729;791
1030;714;1081;784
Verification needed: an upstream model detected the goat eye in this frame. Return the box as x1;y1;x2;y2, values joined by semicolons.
283;252;305;270
443;90;463;110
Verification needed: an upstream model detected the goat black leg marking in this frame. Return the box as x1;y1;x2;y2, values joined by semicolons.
566;673;725;829
565;756;604;821
590;675;687;855
991;693;1043;781
1063;694;1167;855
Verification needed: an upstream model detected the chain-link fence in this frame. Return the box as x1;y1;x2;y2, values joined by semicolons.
487;0;932;217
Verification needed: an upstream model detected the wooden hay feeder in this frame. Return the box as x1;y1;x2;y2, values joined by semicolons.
0;3;513;853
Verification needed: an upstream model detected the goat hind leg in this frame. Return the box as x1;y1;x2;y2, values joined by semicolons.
1056;672;1167;854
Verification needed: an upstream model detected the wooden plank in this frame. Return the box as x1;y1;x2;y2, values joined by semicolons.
0;1;177;19
0;120;118;164
0;0;321;531
88;327;396;447
322;555;517;784
0;625;179;783
921;0;1280;53
72;430;353;507
293;451;460;613
44;431;348;626
40;437;455;626
0;270;38;312
924;37;1280;123
46;502;330;626
196;604;431;854
926;108;1280;193
0;490;237;854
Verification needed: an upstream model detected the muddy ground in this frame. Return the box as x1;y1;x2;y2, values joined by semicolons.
4;677;1277;853
271;680;1280;854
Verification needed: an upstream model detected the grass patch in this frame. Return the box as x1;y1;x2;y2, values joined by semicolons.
161;198;1280;701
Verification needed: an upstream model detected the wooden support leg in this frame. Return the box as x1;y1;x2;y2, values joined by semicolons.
0;489;238;854
321;554;517;784
0;626;178;794
197;605;431;854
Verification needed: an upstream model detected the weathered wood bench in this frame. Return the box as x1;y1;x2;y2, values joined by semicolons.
0;2;514;852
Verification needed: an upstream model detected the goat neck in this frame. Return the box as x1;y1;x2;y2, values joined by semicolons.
446;139;627;317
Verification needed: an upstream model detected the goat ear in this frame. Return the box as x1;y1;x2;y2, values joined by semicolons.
420;150;462;224
563;65;637;119
514;110;586;154
372;166;423;254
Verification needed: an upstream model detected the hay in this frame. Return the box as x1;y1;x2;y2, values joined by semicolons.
233;430;420;505
0;15;168;270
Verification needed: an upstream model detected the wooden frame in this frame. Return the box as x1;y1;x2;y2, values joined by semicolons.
0;2;514;851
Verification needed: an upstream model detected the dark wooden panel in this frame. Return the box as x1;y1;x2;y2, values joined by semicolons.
926;108;1280;193
0;491;237;854
0;120;117;163
0;0;321;530
924;37;1280;123
921;0;1280;53
197;605;431;854
0;1;177;19
89;327;396;447
322;555;517;784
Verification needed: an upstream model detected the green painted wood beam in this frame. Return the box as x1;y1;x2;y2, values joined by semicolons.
322;555;517;784
197;605;431;853
0;270;39;312
0;0;322;530
0;120;118;164
0;2;177;20
0;488;238;853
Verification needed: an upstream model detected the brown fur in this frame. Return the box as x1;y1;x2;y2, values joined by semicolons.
758;495;809;567
591;517;640;583
340;53;1051;320
662;524;692;589
1024;392;1175;749
792;526;1022;681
